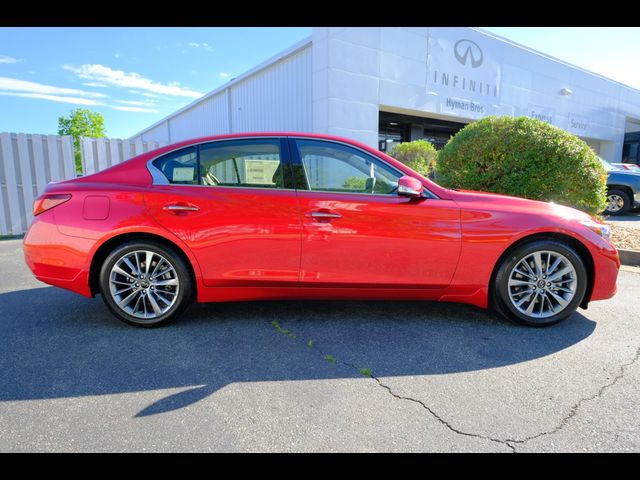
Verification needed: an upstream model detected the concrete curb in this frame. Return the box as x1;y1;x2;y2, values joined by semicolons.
619;249;640;267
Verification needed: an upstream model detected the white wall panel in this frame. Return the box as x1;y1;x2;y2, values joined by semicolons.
169;92;230;142
230;46;312;133
140;122;169;145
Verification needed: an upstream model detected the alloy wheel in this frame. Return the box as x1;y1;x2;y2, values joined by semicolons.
507;250;577;319
108;250;180;320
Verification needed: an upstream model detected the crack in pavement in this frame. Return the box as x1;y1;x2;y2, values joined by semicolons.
502;345;640;449
269;321;640;452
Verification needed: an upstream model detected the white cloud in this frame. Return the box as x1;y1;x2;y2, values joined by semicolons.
0;76;107;98
64;64;204;98
82;81;109;88
116;99;156;107
219;72;230;78
0;55;19;64
188;42;213;52
0;89;157;113
0;91;104;106
112;105;158;113
141;92;159;98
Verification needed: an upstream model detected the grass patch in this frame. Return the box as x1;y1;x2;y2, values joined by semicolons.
307;339;315;348
359;368;373;377
270;320;297;339
324;354;337;364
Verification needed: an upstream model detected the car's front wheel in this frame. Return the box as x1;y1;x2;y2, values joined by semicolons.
99;241;193;327
493;240;587;327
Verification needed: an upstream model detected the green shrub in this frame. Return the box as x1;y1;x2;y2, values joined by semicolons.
342;176;367;190
437;116;607;215
388;140;438;178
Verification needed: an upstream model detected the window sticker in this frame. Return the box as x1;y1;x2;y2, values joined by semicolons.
244;159;280;184
172;167;195;182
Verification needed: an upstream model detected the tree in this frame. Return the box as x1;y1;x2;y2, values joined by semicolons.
58;108;106;174
388;139;438;178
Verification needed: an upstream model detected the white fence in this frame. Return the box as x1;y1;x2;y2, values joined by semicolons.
0;133;75;235
0;132;162;235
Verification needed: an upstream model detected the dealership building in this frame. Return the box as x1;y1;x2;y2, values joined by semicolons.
130;27;640;163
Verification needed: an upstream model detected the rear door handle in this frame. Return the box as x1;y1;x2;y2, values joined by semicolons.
163;203;200;213
306;210;342;220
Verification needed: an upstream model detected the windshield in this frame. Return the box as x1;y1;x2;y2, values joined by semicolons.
599;157;620;172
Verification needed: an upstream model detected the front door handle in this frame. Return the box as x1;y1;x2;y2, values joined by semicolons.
306;210;342;220
163;203;200;213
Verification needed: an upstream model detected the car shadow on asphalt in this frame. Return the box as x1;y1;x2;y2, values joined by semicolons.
0;286;596;417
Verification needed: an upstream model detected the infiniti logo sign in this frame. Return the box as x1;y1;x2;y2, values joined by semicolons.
454;39;483;68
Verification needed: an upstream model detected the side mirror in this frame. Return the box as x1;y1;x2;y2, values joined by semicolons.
397;176;424;198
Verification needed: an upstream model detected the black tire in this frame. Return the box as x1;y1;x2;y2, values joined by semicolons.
604;189;631;216
492;240;587;327
99;240;193;327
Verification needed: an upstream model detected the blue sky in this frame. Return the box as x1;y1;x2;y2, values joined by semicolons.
1;27;639;139
0;27;312;138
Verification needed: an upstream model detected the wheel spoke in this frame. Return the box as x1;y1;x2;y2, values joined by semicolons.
533;252;544;276
122;257;139;277
134;252;142;277
514;268;536;280
554;286;574;294
132;294;143;315
547;289;569;307
152;278;179;287
547;266;572;282
151;266;175;281
525;291;540;314
546;256;562;276
113;265;136;281
521;260;537;278
118;289;139;308
508;278;535;287
155;292;173;306
150;258;165;278
147;291;163;315
515;290;534;307
145;251;154;276
114;286;134;295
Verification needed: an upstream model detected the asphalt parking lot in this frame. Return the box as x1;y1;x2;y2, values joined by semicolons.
1;238;639;452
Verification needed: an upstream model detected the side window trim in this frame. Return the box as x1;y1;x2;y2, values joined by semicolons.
287;137;439;199
150;145;199;185
287;137;400;196
198;137;289;190
148;137;293;190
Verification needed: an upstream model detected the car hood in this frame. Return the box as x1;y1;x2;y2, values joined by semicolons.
447;189;595;223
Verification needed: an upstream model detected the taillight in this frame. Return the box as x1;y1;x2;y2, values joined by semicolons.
33;194;71;216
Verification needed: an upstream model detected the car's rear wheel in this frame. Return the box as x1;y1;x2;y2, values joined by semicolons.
99;241;193;327
604;189;631;215
493;240;587;327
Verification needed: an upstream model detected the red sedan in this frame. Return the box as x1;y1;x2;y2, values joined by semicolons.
23;133;619;328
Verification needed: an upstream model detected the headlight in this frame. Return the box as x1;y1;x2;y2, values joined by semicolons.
580;219;611;240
